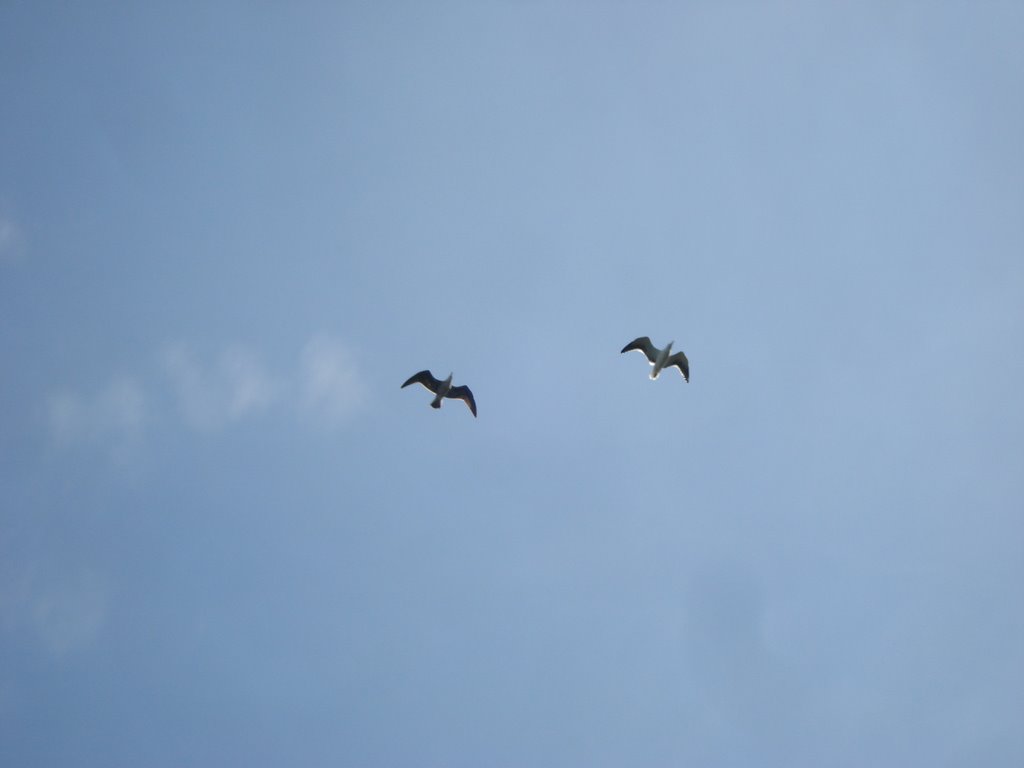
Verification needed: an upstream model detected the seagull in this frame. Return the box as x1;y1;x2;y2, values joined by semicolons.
621;337;689;382
401;370;477;417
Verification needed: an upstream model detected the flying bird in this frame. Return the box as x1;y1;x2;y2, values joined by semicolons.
401;370;477;417
621;337;689;382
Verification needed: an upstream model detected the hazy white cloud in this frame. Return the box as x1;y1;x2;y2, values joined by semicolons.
162;344;278;430
47;377;146;451
299;335;365;428
29;573;107;658
0;564;107;659
48;337;362;449
0;213;25;263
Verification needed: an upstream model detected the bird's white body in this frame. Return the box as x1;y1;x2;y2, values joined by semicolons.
651;340;674;379
431;373;453;408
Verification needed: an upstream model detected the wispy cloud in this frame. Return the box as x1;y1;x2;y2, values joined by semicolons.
47;335;363;452
0;564;108;659
162;344;279;431
299;335;366;428
28;571;108;658
47;376;146;453
0;212;25;263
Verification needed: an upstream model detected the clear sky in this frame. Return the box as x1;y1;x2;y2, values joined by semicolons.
1;3;1022;766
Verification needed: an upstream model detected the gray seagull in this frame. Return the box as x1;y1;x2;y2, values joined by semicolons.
621;337;689;382
401;370;477;417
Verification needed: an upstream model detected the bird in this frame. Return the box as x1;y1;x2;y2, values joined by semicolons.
621;337;689;382
401;370;477;417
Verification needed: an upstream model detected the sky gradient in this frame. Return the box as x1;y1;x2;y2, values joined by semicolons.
1;3;1023;766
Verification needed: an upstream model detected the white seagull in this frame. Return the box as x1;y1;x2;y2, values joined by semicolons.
621;337;689;382
401;370;477;417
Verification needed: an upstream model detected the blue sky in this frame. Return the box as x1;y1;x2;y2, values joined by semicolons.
1;2;1022;765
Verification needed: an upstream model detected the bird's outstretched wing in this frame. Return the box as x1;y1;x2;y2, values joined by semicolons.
620;336;659;363
446;385;477;417
667;351;689;382
401;370;442;393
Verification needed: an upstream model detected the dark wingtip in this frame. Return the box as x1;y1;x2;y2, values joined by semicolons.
621;337;646;354
401;370;430;389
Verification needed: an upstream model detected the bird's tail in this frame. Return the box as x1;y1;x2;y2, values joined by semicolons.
431;401;441;409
